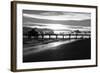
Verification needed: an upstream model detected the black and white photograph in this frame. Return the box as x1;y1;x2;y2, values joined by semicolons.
11;1;97;71
23;10;91;62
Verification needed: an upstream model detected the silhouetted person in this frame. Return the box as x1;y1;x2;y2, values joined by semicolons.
28;29;38;39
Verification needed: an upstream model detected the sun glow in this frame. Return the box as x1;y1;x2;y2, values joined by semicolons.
45;24;69;30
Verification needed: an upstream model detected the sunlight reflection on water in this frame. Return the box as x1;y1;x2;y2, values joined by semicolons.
24;39;77;56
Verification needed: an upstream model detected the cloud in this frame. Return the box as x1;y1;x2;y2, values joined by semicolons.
39;12;64;16
23;22;90;31
23;10;91;31
23;12;91;21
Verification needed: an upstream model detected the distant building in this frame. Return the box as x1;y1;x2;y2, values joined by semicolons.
71;30;91;34
23;27;54;34
35;28;54;34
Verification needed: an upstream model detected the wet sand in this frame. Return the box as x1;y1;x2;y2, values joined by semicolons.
23;39;91;62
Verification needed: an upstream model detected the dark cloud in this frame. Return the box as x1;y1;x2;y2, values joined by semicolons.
23;16;91;27
23;10;91;31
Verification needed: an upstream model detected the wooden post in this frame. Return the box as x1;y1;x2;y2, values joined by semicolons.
49;34;50;39
69;34;70;40
76;34;77;39
89;34;90;38
63;35;64;39
56;34;57;39
82;34;83;39
42;34;44;39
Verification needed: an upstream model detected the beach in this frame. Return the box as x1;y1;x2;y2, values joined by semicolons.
23;38;91;62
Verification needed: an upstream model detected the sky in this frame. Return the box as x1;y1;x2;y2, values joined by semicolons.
23;10;91;32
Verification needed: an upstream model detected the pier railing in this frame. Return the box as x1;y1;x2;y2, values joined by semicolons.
30;33;91;39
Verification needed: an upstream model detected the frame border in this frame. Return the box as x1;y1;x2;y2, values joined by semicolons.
11;1;98;72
